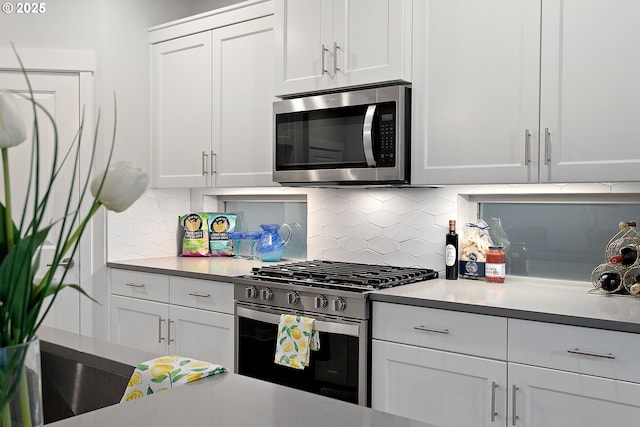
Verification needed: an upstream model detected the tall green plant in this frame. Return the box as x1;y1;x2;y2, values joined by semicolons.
0;45;148;427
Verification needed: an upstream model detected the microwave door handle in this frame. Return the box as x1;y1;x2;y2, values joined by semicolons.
363;104;377;167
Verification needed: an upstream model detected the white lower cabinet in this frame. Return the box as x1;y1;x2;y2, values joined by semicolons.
372;340;507;426
371;302;508;426
372;303;640;426
109;269;234;370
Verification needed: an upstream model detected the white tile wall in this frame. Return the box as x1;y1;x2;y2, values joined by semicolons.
107;182;640;275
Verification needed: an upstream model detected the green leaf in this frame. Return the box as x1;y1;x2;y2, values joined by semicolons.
279;336;287;345
151;376;167;383
137;364;149;371
146;386;154;395
294;342;299;352
0;202;19;260
179;359;191;366
168;368;181;380
172;373;187;383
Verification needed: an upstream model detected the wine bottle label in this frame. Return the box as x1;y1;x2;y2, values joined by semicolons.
445;244;457;267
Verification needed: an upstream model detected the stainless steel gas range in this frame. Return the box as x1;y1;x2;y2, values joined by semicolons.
233;260;438;406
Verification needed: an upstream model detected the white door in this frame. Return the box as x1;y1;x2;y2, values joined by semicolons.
0;71;82;334
539;0;640;182
169;305;234;370
212;16;277;188
274;0;333;96
150;31;213;188
333;0;411;88
109;295;168;355
509;362;640;427
411;0;541;185
372;339;507;426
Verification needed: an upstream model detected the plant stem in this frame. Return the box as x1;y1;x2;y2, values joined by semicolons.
2;148;14;251
1;402;10;427
18;365;32;427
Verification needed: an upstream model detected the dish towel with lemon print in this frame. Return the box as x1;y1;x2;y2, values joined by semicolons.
120;356;227;403
274;314;320;370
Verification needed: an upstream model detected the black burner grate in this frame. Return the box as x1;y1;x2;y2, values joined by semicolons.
250;260;438;291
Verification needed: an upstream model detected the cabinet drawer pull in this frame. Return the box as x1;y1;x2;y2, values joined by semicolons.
168;319;175;344
321;44;329;74
524;129;531;165
544;127;551;165
511;385;518;425
158;317;166;343
490;381;498;422
413;325;449;335
333;41;340;74
210;151;216;174
202;151;208;175
567;348;616;359
125;282;146;288
188;292;211;298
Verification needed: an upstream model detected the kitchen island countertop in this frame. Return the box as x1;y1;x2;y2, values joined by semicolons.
41;328;431;427
109;257;640;333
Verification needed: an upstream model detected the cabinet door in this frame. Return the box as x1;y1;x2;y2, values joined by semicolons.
509;363;640;427
168;305;234;371
212;16;277;187
109;295;168;355
372;340;507;426
150;31;213;188
274;0;333;95
540;0;640;182
411;0;541;185
333;0;411;88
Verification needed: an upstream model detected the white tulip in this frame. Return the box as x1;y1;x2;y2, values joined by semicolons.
0;89;27;148
90;161;148;212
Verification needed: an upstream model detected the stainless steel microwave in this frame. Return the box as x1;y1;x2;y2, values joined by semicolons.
273;85;410;186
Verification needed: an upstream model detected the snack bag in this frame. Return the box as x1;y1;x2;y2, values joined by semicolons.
180;213;210;256
208;213;237;256
459;220;493;279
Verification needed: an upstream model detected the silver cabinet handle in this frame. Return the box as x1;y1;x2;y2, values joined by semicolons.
413;325;450;335
188;292;211;298
46;257;75;269
333;41;340;74
321;44;329;74
125;282;145;288
567;348;616;359
512;385;518;426
490;381;498;422
158;317;166;343
544;127;551;165
168;319;175;344
202;151;208;175
210;151;216;174
524;129;531;165
363;105;377;167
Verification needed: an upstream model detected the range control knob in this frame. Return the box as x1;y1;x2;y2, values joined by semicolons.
245;286;258;299
314;295;328;309
259;288;273;301
286;292;300;305
332;297;346;312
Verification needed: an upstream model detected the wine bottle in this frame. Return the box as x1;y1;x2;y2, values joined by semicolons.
445;220;458;280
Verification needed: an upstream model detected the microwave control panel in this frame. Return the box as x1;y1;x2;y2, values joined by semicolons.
377;103;396;166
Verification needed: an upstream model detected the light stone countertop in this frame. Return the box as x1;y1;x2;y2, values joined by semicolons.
108;257;640;333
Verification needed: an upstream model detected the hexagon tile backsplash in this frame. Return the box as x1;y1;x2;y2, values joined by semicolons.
107;186;457;272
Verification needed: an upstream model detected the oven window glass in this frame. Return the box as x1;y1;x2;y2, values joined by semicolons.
237;316;359;404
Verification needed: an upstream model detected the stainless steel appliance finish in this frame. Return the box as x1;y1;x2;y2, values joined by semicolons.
234;260;437;406
273;85;411;186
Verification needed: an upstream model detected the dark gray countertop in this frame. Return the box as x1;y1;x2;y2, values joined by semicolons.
109;257;640;333
41;328;431;427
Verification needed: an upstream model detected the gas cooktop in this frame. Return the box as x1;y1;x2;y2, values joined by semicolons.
245;260;438;292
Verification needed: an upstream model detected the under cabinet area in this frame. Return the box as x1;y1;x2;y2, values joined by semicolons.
149;0;276;189
411;0;640;185
109;269;234;370
371;302;508;426
274;0;412;96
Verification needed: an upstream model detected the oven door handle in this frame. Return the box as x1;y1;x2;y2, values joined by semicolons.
362;104;377;167
236;305;361;337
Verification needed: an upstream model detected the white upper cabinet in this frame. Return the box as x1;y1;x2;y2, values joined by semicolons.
149;1;277;189
539;0;640;183
412;0;640;185
274;0;412;96
151;32;213;188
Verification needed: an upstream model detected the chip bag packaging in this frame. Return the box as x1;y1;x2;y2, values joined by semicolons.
208;213;237;256
180;213;210;256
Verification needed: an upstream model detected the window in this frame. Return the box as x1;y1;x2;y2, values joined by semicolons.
478;201;640;282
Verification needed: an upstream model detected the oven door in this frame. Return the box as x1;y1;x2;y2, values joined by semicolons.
235;303;368;405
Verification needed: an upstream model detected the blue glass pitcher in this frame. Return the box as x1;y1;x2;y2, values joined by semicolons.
256;223;292;262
